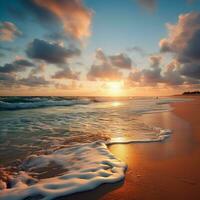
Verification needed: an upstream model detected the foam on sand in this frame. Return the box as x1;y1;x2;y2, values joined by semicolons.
108;128;171;144
0;142;127;200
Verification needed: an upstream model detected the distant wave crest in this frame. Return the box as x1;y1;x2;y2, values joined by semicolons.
0;98;91;110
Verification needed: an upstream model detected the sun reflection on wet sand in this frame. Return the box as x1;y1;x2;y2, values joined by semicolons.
109;144;134;164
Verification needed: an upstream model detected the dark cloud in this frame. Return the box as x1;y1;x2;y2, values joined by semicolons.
180;63;200;79
128;55;200;87
14;59;34;66
0;21;22;41
0;59;34;73
160;13;200;63
52;67;80;80
0;63;49;88
0;73;16;83
149;55;162;68
21;0;92;40
109;53;132;69
54;81;79;90
95;49;132;69
129;55;162;85
0;59;37;88
26;39;80;64
162;60;185;85
95;49;107;63
19;75;50;87
159;12;200;82
29;63;46;76
142;67;162;84
87;63;122;81
180;29;200;62
21;0;60;29
87;49;132;81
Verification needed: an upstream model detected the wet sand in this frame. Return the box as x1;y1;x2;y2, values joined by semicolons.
58;96;200;200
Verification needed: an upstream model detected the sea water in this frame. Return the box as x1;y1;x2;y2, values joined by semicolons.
0;96;189;200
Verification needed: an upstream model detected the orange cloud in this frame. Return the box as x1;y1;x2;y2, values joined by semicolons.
34;0;92;40
0;22;22;41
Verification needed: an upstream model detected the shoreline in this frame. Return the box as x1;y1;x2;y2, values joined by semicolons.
57;96;200;200
1;96;199;200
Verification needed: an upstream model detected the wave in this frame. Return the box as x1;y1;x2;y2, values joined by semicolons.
0;126;171;200
0;96;189;199
0;98;91;110
108;128;171;144
0;142;127;200
156;97;191;105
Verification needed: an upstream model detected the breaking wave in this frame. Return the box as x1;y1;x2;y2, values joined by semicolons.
0;97;91;110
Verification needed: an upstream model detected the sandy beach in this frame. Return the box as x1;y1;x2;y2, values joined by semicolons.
59;96;200;200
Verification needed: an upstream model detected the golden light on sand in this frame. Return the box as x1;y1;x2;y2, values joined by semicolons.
107;81;123;96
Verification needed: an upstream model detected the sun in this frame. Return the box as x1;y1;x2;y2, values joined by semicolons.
106;81;123;96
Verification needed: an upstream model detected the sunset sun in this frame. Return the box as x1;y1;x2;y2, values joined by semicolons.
107;81;123;96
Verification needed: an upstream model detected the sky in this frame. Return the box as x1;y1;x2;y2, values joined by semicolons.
0;0;200;96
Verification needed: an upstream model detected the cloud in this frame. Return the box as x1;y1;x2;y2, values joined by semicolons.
19;75;50;87
128;55;162;85
22;0;92;40
95;49;107;63
29;63;46;76
87;49;132;81
126;46;147;56
109;53;132;69
95;49;132;69
159;12;200;62
0;73;16;85
0;60;50;88
26;39;80;64
162;60;185;85
54;81;79;90
136;0;156;12
0;59;34;73
128;55;200;87
0;21;22;41
127;55;162;86
180;63;200;79
52;67;80;80
149;55;162;68
159;12;200;80
87;63;123;81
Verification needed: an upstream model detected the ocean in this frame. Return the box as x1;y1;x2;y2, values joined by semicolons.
0;96;189;200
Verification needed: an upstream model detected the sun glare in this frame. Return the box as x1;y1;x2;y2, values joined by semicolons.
107;81;123;96
112;101;122;107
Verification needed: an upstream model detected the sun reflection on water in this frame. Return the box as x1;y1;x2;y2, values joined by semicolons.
112;101;122;107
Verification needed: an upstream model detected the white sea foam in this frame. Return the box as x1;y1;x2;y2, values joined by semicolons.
108;128;171;144
0;142;127;200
